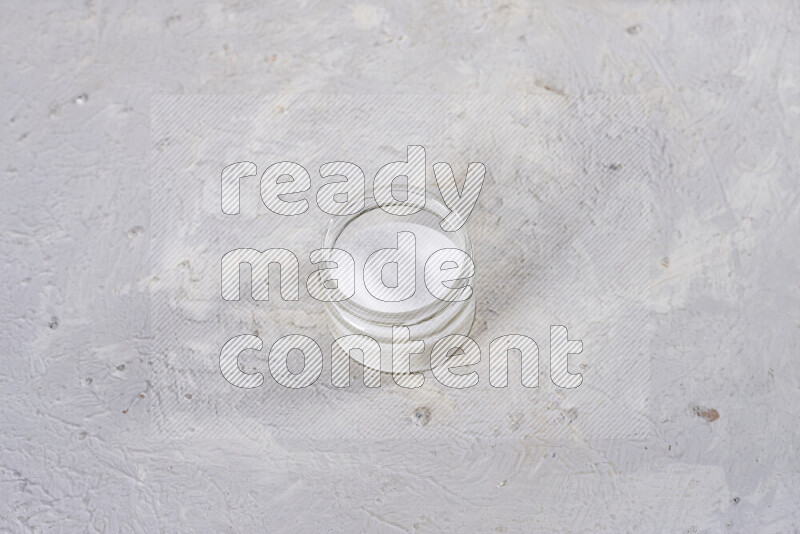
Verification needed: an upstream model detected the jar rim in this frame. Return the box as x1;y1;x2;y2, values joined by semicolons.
322;192;473;325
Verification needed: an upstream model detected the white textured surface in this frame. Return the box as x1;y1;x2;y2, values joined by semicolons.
2;1;799;532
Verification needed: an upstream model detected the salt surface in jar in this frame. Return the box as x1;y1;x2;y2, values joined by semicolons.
324;195;476;373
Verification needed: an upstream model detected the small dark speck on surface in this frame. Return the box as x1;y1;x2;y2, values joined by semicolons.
692;405;719;422
542;84;564;96
733;497;740;504
608;163;622;171
185;393;192;399
127;226;144;238
74;93;88;105
413;407;431;426
626;25;641;35
48;316;59;329
117;364;126;371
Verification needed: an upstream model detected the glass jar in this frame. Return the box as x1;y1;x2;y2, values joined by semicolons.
323;194;476;373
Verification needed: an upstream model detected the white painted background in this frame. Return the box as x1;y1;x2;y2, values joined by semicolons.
1;1;799;532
